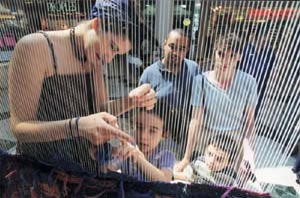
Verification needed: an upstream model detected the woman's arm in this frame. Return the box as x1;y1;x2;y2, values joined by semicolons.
8;34;69;143
9;34;133;145
175;107;204;172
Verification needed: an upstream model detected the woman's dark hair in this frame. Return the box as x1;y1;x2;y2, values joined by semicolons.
91;0;142;45
206;134;241;163
100;17;134;42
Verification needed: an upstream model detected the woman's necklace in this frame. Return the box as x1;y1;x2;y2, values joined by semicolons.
70;27;87;65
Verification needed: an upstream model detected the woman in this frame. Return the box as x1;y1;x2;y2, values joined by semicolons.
8;0;156;173
176;34;258;175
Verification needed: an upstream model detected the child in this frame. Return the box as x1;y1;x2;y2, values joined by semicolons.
175;134;258;188
107;104;176;182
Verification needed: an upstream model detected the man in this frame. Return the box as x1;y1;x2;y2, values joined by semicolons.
139;29;200;153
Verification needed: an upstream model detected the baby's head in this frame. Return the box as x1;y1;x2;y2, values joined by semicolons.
204;134;239;172
134;103;173;154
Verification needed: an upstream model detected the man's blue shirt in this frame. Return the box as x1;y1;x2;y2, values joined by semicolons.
139;59;200;111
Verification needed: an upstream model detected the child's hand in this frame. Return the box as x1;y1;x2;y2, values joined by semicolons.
116;142;145;163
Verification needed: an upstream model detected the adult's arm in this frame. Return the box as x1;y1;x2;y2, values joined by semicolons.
175;107;204;172
244;105;256;143
244;76;258;144
8;33;68;143
9;34;133;144
100;84;156;116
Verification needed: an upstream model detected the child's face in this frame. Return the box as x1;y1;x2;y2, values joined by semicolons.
135;112;164;154
204;144;230;172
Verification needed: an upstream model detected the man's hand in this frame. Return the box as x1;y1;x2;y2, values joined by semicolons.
129;84;156;110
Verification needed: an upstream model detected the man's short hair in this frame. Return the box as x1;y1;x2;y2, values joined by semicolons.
167;28;189;41
214;33;242;55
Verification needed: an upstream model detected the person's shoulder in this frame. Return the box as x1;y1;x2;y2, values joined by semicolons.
158;138;177;152
184;59;200;72
237;70;256;83
236;70;257;92
159;150;175;158
17;33;48;48
193;72;208;82
192;73;203;85
142;61;161;73
139;61;161;84
11;33;51;63
155;144;175;158
13;33;52;58
184;58;198;67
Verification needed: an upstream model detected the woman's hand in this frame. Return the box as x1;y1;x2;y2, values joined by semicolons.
78;112;134;145
115;142;145;163
175;158;190;172
129;84;156;110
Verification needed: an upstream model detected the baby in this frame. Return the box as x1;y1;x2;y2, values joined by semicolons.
175;134;240;185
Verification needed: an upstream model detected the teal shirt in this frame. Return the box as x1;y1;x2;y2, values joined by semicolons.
191;70;258;131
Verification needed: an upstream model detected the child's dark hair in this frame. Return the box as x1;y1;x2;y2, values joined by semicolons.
137;101;178;138
206;134;240;163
